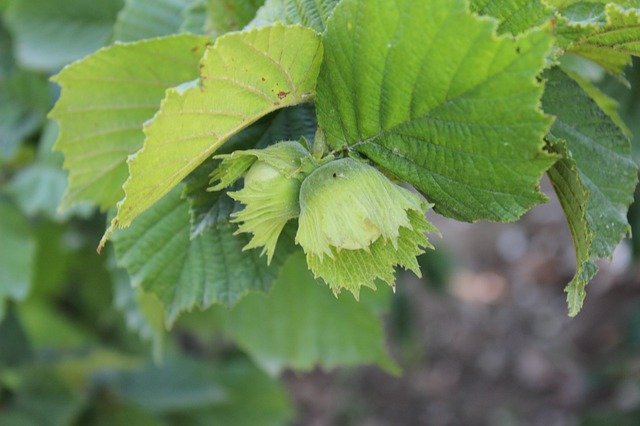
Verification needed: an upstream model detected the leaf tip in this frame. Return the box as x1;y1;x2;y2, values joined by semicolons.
98;219;119;254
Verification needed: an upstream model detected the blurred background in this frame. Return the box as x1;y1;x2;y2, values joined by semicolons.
1;0;640;425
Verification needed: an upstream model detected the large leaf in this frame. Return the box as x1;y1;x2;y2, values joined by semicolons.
112;187;295;325
470;0;552;35
250;0;339;32
113;0;192;42
219;253;399;375
4;0;123;71
50;34;210;210
104;24;323;240
543;67;638;316
0;200;36;320
317;0;556;223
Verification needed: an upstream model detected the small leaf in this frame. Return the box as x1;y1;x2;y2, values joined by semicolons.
543;67;638;315
0;69;50;160
555;3;640;75
104;24;323;243
250;0;339;32
50;34;210;210
111;262;165;360
0;199;35;320
0;367;83;426
470;0;552;35
317;0;556;223
7;123;92;221
0;308;33;368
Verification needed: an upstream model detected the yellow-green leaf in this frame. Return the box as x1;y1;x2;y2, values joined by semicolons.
50;35;210;210
103;24;323;245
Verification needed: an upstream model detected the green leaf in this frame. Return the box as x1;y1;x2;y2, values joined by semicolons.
4;0;123;71
543;67;638;316
30;222;72;300
0;308;33;368
7;122;92;221
250;0;339;32
174;358;294;426
0;22;13;80
207;0;265;34
112;187;295;325
111;358;293;425
81;404;165;426
111;262;165;360
113;0;192;42
0;367;83;426
50;34;210;210
181;0;208;34
104;24;323;241
470;0;552;35
0;69;50;160
17;300;95;349
555;3;640;75
547;0;640;17
598;59;640;157
0;199;35;320
564;68;632;137
219;253;399;375
109;358;226;412
317;0;556;223
184;159;241;239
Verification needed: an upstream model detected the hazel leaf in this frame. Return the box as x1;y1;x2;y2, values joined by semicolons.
50;34;209;210
103;24;323;247
555;3;640;76
317;0;556;223
111;187;295;325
